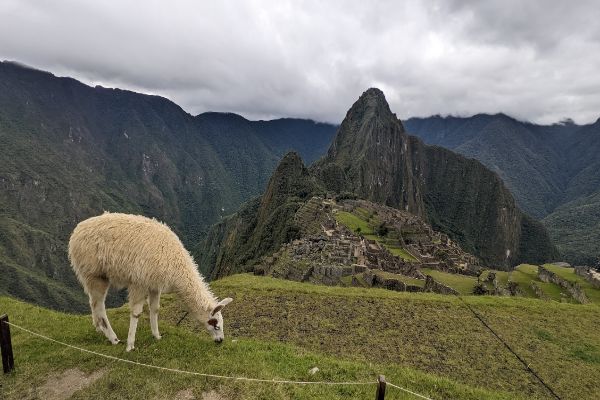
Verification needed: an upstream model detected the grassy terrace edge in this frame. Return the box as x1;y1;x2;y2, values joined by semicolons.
2;274;600;399
0;293;512;400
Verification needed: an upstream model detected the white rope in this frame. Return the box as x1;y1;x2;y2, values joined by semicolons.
5;321;372;386
6;320;436;398
387;381;434;400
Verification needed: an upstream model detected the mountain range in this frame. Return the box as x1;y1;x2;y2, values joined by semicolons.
404;114;600;264
0;61;336;311
1;61;597;312
199;89;557;278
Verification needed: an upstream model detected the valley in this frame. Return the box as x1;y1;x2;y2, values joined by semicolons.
2;3;599;400
0;61;336;311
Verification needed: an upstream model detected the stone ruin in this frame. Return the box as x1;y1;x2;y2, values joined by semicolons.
254;196;482;296
574;265;600;289
538;265;589;303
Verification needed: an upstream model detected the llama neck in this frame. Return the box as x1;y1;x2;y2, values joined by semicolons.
175;260;218;319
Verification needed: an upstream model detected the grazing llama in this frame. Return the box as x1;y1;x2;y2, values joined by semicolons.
68;212;232;351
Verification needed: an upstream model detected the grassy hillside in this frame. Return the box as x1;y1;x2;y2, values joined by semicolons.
2;275;599;399
422;263;600;303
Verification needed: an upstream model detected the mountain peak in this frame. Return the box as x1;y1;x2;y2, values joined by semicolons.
259;152;317;218
345;87;395;122
325;88;405;165
361;87;386;101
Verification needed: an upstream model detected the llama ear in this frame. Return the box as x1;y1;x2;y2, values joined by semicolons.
211;297;233;316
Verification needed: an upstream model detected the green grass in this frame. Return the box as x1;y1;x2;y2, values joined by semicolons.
1;274;600;398
334;211;374;235
210;275;600;399
510;264;539;298
334;210;418;262
543;264;600;303
2;280;524;400
537;282;565;301
386;246;419;262
508;264;600;304
421;269;477;294
493;271;510;286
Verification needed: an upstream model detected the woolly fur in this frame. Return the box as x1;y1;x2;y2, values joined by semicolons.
69;212;218;314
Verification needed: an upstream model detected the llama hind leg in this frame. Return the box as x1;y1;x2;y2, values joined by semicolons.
87;277;119;345
148;290;161;340
126;287;146;352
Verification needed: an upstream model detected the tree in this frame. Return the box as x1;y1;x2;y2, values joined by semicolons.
375;222;389;237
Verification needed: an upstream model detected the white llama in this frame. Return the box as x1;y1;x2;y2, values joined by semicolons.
68;212;232;351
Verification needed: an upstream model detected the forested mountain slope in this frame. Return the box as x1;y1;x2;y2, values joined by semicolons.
405;115;600;264
0;61;336;310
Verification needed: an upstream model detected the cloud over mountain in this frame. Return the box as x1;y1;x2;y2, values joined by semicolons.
1;0;599;124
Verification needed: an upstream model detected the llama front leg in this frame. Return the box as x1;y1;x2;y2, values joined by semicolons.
127;288;146;352
87;278;119;344
148;290;161;340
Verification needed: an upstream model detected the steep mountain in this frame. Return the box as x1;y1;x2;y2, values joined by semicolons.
200;89;558;276
404;114;570;218
313;89;425;216
543;191;600;265
0;61;334;311
405;114;600;264
200;152;322;278
314;89;557;268
562;118;600;202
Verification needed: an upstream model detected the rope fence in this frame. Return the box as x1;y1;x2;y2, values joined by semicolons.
2;318;433;399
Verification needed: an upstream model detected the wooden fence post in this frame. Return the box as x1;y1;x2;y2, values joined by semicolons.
1;314;15;373
375;374;386;400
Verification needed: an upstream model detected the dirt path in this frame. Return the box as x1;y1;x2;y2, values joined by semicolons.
36;368;106;400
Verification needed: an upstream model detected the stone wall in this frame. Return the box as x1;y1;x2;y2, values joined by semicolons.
530;282;546;300
574;266;600;289
362;270;423;293
538;266;589;303
424;275;459;295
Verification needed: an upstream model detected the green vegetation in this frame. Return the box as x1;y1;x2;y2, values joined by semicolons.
334;211;374;237
207;275;600;399
500;264;600;303
509;264;539;298
0;61;337;312
509;264;589;302
421;268;478;294
3;274;600;399
481;270;510;287
543;191;600;265
197;152;323;278
543;264;600;303
386;246;419;262
334;210;417;261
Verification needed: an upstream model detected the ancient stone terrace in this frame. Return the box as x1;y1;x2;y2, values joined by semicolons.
254;196;481;295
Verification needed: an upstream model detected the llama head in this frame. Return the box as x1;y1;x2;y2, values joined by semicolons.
206;297;233;343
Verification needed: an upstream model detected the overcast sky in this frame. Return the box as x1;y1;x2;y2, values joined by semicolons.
1;0;600;124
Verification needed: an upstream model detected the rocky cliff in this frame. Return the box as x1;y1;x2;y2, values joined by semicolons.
201;89;558;277
198;152;322;278
312;88;557;268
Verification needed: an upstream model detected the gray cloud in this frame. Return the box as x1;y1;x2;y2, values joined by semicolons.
1;0;599;124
